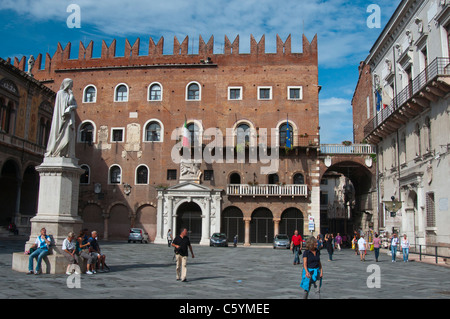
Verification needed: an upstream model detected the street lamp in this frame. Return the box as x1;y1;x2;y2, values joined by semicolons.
383;196;402;217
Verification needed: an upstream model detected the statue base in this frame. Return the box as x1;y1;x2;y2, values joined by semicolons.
12;157;84;274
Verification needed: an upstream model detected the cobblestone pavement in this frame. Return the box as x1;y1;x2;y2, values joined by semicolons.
1;238;449;299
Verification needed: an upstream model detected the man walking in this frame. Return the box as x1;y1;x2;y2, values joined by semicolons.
290;230;303;265
172;228;195;282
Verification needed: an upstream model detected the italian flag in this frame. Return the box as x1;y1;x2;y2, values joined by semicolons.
182;119;190;147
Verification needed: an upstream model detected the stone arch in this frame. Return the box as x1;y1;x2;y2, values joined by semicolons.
108;202;131;239
279;207;306;237
80;202;105;238
0;159;21;225
250;207;274;244
135;203;157;242
175;200;203;244
221;206;244;243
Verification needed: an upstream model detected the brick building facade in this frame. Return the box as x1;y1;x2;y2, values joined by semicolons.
9;34;321;244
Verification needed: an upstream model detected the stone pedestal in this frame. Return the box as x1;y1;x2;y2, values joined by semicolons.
12;157;84;274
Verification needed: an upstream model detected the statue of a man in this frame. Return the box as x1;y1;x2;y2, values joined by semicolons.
45;78;77;158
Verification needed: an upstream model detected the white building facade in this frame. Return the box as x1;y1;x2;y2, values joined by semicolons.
363;0;450;255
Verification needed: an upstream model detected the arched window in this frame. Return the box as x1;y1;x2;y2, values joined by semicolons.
0;100;15;134
136;165;149;184
79;122;94;144
38;117;46;146
109;165;122;184
148;83;162;101
293;173;305;185
279;123;293;147
229;173;241;184
268;173;279;184
236;124;250;145
187;82;200;100
115;84;128;102
145;122;161;142
83;85;97;103
80;165;90;184
187;123;200;146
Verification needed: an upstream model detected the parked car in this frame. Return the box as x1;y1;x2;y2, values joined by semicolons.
210;233;228;247
273;234;290;249
302;235;312;246
128;228;149;243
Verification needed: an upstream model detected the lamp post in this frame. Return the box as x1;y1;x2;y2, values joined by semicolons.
383;196;402;217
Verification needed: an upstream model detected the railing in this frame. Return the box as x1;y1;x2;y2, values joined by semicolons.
0;131;46;156
410;244;450;264
320;144;376;155
227;184;308;197
364;57;450;137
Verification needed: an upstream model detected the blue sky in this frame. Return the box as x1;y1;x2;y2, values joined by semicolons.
0;0;400;143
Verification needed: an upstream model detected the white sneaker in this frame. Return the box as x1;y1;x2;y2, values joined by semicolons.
66;271;72;275
86;270;93;275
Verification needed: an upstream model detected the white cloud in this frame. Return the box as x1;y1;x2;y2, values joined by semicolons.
0;0;399;68
319;97;353;143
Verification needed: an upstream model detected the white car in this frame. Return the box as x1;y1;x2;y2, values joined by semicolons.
128;228;149;243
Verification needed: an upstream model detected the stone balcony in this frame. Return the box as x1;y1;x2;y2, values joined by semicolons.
364;57;450;143
226;184;308;197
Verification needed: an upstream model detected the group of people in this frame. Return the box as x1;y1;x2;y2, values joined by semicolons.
26;228;108;275
351;232;411;263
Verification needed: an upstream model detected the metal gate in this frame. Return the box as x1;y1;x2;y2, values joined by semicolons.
176;202;202;244
250;208;274;244
221;207;244;243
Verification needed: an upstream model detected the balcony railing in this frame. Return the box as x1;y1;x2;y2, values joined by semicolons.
227;184;308;197
320;144;375;155
0;131;46;156
364;57;450;137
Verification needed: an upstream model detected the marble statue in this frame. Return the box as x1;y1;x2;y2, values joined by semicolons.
27;55;35;77
45;78;77;158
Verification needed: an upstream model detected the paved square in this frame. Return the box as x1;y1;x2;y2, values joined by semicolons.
1;239;449;299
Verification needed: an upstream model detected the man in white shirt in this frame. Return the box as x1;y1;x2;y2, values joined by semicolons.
358;236;367;261
28;228;51;275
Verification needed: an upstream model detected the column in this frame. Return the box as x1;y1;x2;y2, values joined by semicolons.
200;198;211;245
273;218;281;236
154;194;164;244
244;217;251;246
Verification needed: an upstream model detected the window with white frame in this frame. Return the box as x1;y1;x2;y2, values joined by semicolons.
148;83;162;101
186;82;201;101
228;87;242;100
288;86;303;100
258;86;272;100
80;164;90;184
136;165;149;185
78;121;94;144
109;165;122;184
111;128;124;142
144;121;162;142
115;84;128;102
83;85;97;103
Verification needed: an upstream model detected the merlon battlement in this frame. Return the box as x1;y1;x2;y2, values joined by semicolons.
7;34;317;73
